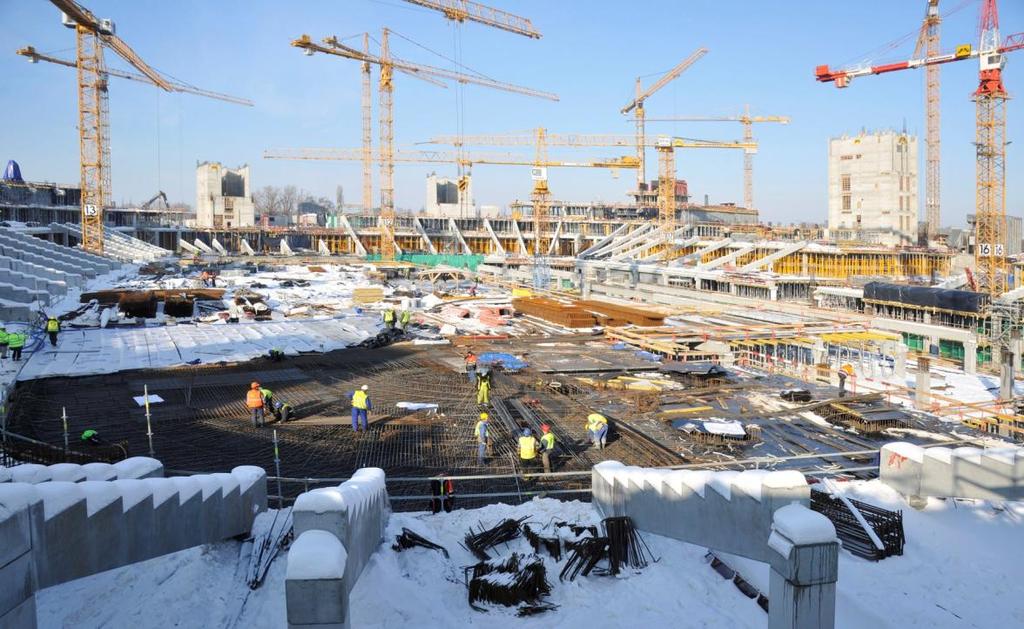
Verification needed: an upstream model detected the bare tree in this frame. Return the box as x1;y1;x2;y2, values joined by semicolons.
280;185;300;224
253;185;282;217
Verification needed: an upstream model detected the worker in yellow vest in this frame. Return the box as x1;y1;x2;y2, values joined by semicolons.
519;427;538;463
351;385;371;432
539;424;556;473
0;325;8;359
476;368;491;406
45;316;60;347
586;412;609;449
382;308;396;330
8;330;26;361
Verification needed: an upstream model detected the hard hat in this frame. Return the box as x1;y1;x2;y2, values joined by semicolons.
522;428;532;436
251;382;260;389
540;424;550;433
479;412;489;420
361;385;369;391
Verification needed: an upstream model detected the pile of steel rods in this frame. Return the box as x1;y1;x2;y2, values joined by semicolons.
602;516;658;574
465;553;552;612
463;517;528;560
392;527;449;558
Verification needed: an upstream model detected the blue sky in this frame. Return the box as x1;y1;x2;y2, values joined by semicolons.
1;0;1021;226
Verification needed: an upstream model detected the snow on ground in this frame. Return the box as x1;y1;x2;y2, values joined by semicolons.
15;316;380;380
35;487;1024;628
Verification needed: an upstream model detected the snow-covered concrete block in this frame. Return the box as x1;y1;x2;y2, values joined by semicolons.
47;464;86;483
591;463;810;563
112;457;164;480
880;441;1024;502
11;464;52;485
81;463;117;481
0;484;44;629
879;442;924;498
286;530;349;629
767;504;839;629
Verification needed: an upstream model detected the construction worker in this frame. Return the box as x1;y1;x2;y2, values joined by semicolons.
539;424;557;473
260;386;275;418
465;351;478;385
351;384;371;432
382;308;396;330
80;429;103;446
45;316;60;347
476;367;491;406
8;330;26;361
398;309;411;332
475;412;490;465
586;412;609;449
0;324;8;359
246;382;266;427
271;398;294;423
519;428;539;471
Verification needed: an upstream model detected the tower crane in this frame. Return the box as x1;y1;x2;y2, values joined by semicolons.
620;49;708;192
292;31;557;261
816;0;1023;297
426;130;756;245
398;0;540;38
39;0;252;254
644;106;790;211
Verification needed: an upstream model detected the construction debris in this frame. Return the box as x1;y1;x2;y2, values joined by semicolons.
392;527;449;558
559;536;610;582
463;517;528;560
811;488;905;560
602;516;658;574
246;508;293;589
523;524;562;561
465;552;552;613
705;551;769;613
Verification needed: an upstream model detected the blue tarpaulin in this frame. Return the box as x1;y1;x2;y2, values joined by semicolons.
3;160;24;182
477;352;527;371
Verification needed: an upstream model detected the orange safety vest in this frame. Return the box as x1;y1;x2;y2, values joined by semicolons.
246;389;264;409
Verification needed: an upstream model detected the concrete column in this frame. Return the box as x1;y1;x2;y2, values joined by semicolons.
895;344;908;380
286;530;349;629
963;339;977;375
916;356;931;409
768;540;839;629
811;340;826;366
1000;347;1015;401
769;285;779;301
1014;337;1023;373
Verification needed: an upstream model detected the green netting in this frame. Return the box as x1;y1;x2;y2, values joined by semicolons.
364;253;486;270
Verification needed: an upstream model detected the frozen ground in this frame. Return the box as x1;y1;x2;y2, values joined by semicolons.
37;486;1024;629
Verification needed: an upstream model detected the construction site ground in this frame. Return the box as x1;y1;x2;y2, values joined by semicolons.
7;335;967;511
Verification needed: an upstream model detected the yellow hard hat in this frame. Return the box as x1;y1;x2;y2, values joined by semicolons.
479;412;488;420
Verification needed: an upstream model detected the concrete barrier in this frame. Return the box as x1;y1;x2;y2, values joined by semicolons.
287;467;390;629
592;462;838;629
1;458;164;484
880;441;1024;502
0;464;266;629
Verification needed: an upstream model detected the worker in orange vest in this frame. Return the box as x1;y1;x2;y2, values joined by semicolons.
465;351;478;385
246;381;266;427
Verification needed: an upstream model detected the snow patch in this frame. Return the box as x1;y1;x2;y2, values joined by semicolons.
769;503;836;558
294;487;344;514
761;470;807;490
923;447;953;463
287;530;347;580
707;471;740;499
196;475;222;500
732;470;769;501
210;472;240;496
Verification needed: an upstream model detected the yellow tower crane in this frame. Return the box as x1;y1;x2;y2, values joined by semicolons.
292;31;557;261
620;49;708;192
644;107;790;211
426;130;756;249
399;0;541;38
39;0;251;254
